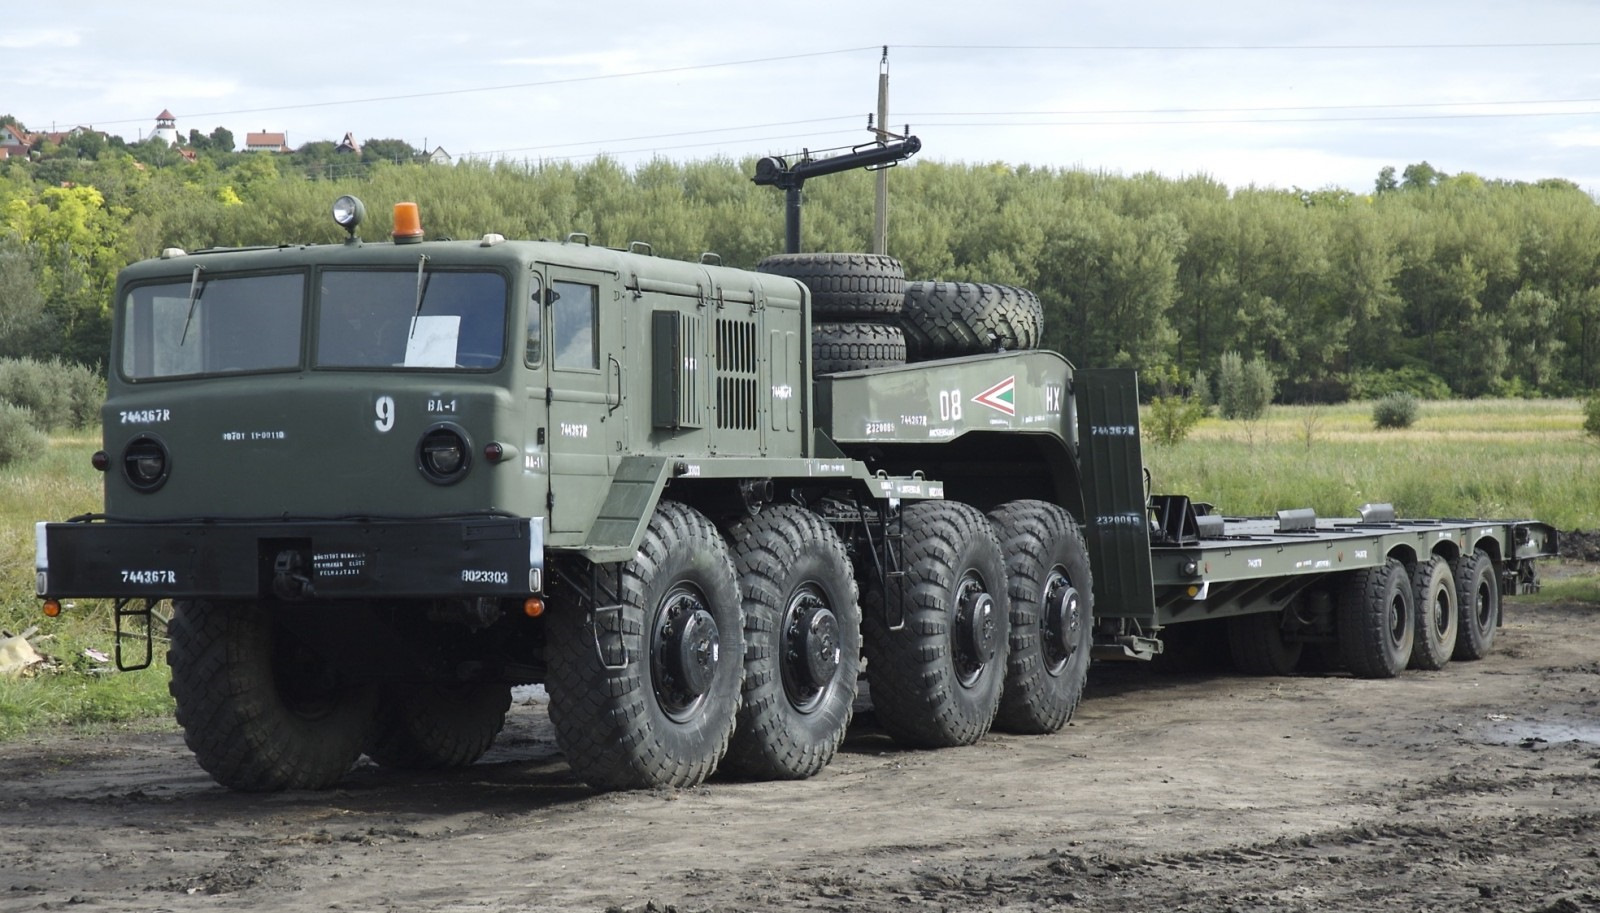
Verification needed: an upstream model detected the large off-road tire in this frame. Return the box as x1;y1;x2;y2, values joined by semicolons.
547;501;744;791
167;600;377;791
987;500;1093;734
1451;548;1501;660
755;252;905;319
862;500;1010;748
722;505;861;779
365;682;513;770
898;281;1045;360
1337;559;1416;679
1409;557;1460;671
812;322;906;374
1226;611;1304;676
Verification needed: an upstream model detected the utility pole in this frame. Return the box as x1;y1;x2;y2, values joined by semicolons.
872;46;890;255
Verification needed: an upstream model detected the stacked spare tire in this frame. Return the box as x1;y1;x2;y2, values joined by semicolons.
756;253;1047;374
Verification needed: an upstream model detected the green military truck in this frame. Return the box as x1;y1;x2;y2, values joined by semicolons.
34;197;1557;792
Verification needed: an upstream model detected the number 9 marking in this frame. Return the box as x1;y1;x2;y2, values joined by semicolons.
374;395;395;432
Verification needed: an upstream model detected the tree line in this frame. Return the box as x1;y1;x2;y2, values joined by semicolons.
2;122;1598;400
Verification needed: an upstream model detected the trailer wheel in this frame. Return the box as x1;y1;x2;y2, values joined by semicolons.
365;682;512;770
756;252;905;318
898;281;1045;360
863;500;1009;747
547;501;743;790
987;500;1093;733
1226;611;1304;676
812;322;907;374
722;505;861;779
1408;557;1460;671
1337;558;1416;679
167;600;377;791
1451;549;1501;660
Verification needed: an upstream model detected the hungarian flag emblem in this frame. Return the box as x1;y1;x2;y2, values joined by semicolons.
972;376;1016;416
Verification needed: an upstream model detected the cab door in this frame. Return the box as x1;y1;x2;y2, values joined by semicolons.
542;265;623;533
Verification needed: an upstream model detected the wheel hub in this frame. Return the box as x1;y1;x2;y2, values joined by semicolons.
953;575;998;686
1042;571;1081;672
665;606;720;699
781;590;840;712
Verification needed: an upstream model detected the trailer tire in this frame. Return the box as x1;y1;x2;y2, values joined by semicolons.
1408;557;1460;671
365;682;512;771
862;500;1009;748
547;501;743;791
898;281;1045;360
722;506;861;779
756;252;906;318
1226;611;1304;676
812;322;906;374
1451;549;1500;661
987;500;1093;734
167;600;376;791
1337;559;1415;679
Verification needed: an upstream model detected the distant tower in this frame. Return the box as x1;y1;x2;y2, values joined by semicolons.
152;109;179;146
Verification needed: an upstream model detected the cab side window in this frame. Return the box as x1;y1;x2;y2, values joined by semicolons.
551;280;598;371
525;275;543;366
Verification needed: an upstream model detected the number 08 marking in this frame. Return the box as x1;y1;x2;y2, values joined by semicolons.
374;395;395;432
938;389;962;421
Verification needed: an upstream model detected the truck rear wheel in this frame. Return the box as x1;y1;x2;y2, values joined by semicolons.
547;501;743;790
1409;557;1460;670
722;505;861;779
167;600;376;791
365;682;512;770
1337;558;1415;679
755;252;906;318
987;500;1093;734
1226;611;1304;676
863;500;1009;747
1451;549;1500;660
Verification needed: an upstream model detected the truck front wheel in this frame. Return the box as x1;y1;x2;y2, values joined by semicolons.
863;500;1009;747
547;501;744;790
723;505;861;779
988;500;1093;733
167;600;376;791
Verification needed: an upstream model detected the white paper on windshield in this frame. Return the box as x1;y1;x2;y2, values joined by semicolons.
404;315;460;367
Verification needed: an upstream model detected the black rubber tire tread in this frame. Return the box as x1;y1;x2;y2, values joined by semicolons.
812;322;906;374
722;505;861;779
1226;611;1304;676
1336;559;1416;679
862;500;1010;748
898;281;1045;360
1450;549;1500;661
987;500;1093;734
755;252;906;318
1408;557;1460;671
167;600;376;792
365;682;513;770
546;500;744;791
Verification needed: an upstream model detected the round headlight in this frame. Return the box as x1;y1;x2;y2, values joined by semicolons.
122;435;170;492
417;424;471;484
332;195;366;232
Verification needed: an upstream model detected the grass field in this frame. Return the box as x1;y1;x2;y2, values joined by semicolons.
1;399;1597;738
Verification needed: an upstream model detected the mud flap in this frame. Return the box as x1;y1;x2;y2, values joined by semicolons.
1073;369;1156;625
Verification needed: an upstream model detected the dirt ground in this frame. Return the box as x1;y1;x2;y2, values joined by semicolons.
2;570;1598;913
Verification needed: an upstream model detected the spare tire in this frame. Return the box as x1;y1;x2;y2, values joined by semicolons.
812;322;906;374
757;253;905;319
899;281;1045;360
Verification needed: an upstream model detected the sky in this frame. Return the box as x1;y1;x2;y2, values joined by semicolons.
7;1;1600;195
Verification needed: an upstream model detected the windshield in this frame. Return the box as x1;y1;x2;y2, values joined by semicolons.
121;272;304;380
316;269;507;369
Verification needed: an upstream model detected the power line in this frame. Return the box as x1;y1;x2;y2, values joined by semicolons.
896;41;1600;51
908;109;1600;129
458;115;865;159
902;97;1600;117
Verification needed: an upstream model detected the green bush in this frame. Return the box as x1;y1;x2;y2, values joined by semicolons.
1217;351;1275;420
0;402;47;466
1145;393;1206;447
0;357;104;430
1583;397;1600;439
1372;392;1420;429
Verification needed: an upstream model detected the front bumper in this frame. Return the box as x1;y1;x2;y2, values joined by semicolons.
35;516;544;601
